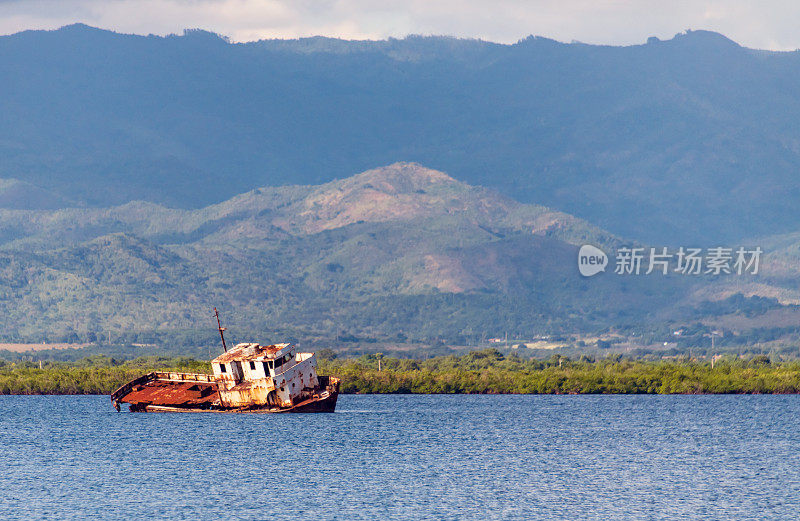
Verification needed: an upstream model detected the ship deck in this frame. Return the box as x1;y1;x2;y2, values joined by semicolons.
111;372;220;410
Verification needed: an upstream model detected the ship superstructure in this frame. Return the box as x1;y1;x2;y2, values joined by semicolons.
211;342;325;409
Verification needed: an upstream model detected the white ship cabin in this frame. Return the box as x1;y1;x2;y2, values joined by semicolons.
210;342;319;408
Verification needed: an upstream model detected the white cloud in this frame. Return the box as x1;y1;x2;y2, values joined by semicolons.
0;0;798;50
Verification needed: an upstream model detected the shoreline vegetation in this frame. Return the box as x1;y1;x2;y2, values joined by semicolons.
2;350;800;395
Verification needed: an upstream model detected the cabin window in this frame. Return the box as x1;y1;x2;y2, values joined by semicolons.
274;357;283;369
263;361;271;373
249;361;256;370
219;364;227;373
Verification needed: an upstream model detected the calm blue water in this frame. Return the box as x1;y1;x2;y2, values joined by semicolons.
1;394;799;520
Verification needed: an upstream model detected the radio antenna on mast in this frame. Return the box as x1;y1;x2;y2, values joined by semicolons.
214;307;228;352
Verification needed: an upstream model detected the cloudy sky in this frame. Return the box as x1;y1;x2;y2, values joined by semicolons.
0;0;797;50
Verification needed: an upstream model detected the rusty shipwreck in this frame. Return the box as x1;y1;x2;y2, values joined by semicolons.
111;314;339;413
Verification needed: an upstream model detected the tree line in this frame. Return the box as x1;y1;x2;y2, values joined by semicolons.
2;350;799;395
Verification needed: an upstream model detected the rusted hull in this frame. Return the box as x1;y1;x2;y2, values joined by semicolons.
139;390;338;414
288;391;338;413
112;372;339;414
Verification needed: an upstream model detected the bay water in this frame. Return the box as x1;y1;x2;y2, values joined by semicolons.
2;394;799;520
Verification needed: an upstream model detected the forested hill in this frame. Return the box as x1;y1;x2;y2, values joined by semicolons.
3;25;800;243
0;162;796;350
0;163;678;344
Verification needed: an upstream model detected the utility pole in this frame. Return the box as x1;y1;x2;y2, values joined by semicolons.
710;331;719;366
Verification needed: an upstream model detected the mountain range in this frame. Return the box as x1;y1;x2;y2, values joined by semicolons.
3;24;800;244
2;25;800;352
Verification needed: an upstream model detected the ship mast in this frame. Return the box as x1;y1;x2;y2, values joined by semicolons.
214;307;228;352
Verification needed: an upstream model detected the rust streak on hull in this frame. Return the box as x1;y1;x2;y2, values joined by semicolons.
140;389;338;414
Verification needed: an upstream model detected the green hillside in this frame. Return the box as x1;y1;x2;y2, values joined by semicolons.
0;163;684;345
0;162;796;355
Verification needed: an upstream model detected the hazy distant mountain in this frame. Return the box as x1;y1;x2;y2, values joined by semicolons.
3;25;800;244
0;179;73;209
